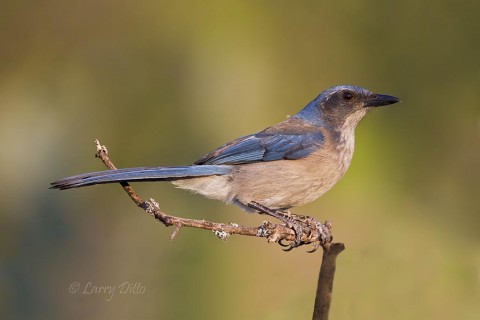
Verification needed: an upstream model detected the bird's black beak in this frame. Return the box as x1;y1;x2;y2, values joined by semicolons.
366;93;401;107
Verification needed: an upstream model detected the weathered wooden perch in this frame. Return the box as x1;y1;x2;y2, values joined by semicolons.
312;243;345;320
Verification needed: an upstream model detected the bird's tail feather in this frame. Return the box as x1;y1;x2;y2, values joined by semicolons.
50;165;233;190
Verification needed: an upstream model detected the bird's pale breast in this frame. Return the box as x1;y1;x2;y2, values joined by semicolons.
230;144;353;210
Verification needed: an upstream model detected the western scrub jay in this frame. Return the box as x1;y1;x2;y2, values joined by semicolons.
51;85;400;247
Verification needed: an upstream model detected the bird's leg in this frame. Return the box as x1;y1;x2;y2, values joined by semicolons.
247;201;290;221
247;202;312;250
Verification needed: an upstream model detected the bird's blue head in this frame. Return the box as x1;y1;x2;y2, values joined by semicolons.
296;85;400;128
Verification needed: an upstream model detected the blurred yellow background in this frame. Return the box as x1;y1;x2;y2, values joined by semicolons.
1;1;479;319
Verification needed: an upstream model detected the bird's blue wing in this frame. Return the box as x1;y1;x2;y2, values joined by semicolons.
260;133;323;161
195;126;324;165
195;135;265;165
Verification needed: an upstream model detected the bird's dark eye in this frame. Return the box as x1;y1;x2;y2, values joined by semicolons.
342;91;354;101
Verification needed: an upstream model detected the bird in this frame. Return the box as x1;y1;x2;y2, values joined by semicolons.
51;85;400;248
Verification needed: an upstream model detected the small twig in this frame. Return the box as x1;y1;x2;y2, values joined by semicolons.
312;243;345;320
93;139;332;247
94;140;143;206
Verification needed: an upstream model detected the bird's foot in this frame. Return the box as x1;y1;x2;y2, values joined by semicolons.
248;202;333;252
281;214;332;252
283;215;307;251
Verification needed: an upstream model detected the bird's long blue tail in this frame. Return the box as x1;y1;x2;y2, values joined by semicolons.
50;165;233;190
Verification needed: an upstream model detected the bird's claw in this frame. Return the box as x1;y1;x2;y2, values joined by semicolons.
247;202;332;252
281;215;332;252
282;218;306;251
278;239;291;247
306;241;321;253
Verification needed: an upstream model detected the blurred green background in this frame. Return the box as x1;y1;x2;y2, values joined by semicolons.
1;0;479;319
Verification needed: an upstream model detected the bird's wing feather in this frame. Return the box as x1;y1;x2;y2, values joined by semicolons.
195;123;324;165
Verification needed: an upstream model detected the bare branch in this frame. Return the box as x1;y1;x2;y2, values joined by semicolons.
93;139;332;248
312;243;345;320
